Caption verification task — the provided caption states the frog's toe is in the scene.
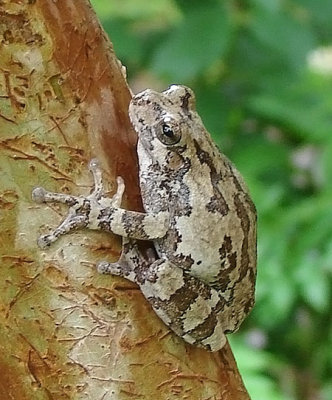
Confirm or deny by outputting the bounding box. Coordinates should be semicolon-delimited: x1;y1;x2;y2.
37;233;55;248
88;158;100;172
32;186;79;206
97;260;122;275
96;259;136;283
32;187;47;203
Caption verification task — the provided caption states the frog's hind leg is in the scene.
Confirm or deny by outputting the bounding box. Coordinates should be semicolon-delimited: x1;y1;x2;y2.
97;242;227;351
139;261;227;351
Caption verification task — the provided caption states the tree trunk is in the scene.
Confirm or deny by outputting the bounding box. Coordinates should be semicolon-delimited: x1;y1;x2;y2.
0;1;251;399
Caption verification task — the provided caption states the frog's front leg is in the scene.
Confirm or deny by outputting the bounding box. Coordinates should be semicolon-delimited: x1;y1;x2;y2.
32;159;169;247
32;159;121;247
99;241;227;352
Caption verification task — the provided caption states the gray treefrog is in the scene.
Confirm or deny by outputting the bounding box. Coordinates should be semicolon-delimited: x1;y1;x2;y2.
32;85;257;351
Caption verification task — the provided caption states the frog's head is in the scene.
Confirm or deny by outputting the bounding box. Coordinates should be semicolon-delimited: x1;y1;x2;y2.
129;85;198;158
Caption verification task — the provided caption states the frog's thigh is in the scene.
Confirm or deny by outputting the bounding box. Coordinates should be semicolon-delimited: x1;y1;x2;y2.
141;260;227;351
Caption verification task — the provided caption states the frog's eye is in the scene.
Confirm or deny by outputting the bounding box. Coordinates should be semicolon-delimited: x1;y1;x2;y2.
156;122;182;145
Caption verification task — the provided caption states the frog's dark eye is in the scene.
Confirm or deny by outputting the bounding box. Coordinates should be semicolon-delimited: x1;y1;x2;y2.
156;121;182;145
162;124;174;137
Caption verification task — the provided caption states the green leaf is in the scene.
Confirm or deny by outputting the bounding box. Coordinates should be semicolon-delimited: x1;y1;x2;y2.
194;86;232;142
101;19;144;68
175;0;219;13
322;383;332;400
298;0;332;40
250;8;317;72
245;374;289;400
295;252;330;312
91;0;180;20
229;340;291;400
151;4;232;80
230;136;289;180
248;74;332;142
252;0;282;13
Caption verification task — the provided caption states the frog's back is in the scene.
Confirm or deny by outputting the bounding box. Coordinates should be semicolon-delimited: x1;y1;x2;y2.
153;132;257;331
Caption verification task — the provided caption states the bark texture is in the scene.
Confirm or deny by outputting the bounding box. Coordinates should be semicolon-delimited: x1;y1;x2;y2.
0;1;250;399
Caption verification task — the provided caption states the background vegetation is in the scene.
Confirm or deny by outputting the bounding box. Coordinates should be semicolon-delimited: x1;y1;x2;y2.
91;1;332;399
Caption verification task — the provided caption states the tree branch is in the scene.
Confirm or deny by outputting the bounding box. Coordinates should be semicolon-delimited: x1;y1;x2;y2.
0;1;250;399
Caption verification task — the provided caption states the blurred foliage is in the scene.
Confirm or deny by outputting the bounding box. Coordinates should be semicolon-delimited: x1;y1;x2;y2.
91;1;332;399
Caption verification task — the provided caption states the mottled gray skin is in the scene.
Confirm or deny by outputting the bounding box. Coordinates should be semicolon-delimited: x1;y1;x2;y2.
32;85;257;351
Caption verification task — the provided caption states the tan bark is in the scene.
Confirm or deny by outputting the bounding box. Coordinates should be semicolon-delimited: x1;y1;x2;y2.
0;1;250;399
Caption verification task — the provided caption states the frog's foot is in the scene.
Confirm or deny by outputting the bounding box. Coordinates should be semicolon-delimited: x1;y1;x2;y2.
96;238;137;283
96;238;156;284
32;159;125;248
